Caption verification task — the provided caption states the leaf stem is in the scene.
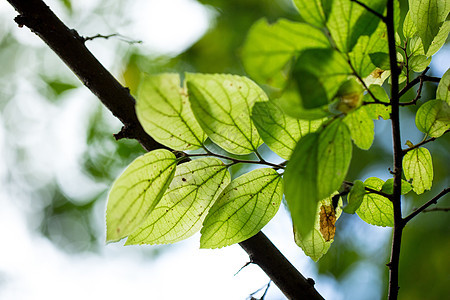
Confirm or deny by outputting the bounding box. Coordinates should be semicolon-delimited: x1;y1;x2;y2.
402;130;449;154
184;151;285;170
403;188;450;223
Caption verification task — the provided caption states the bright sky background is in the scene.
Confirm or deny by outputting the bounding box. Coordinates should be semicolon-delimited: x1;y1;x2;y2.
0;0;448;299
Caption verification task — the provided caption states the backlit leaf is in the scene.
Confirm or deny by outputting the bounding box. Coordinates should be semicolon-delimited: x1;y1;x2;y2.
293;49;351;109
356;177;394;227
292;0;332;28
200;168;282;248
277;87;330;120
409;55;431;72
408;0;450;53
285;120;352;237
363;85;391;120
426;20;450;56
349;22;389;78
344;180;365;214
252;99;324;159
186;73;267;154
106;149;177;242
327;0;385;53
381;178;412;195
136;73;206;150
415;99;450;138
437;68;450;104
294;195;343;261
343;107;375;150
126;158;230;245
403;11;417;39
403;148;433;194
241;18;330;88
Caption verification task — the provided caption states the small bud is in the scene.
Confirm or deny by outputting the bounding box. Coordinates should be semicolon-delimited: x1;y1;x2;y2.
335;78;364;113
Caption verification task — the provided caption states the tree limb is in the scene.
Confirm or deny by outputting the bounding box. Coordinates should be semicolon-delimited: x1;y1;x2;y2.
386;1;404;299
6;0;323;299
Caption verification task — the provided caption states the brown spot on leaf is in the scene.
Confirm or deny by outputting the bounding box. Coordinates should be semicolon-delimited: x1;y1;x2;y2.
319;205;336;242
371;68;384;79
182;177;187;182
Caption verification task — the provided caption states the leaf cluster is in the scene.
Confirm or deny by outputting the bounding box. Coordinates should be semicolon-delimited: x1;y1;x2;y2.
106;0;450;261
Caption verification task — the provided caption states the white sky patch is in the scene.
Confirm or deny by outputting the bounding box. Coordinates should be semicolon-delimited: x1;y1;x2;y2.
127;0;213;55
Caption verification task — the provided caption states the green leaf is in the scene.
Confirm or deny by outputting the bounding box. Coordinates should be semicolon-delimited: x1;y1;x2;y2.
344;180;365;214
343;107;375;150
408;0;450;53
292;0;332;28
186;73;267;155
200;168;282;248
326;0;385;53
437;68;450;104
106;149;177;242
285;120;352;237
426;20;450;56
252;99;324;159
136;73;206;150
294;195;343;261
349;22;389;77
415;99;450;138
126;158;230;245
241;18;330;88
363;85;391;120
403;147;433;194
381;178;413;195
409;55;432;72
277;87;330;120
403;11;417;39
293;49;351;109
356;177;394;227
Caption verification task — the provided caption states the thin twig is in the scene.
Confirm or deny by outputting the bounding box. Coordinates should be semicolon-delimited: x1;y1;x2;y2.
350;0;386;21
403;188;450;223
420;207;450;213
399;67;430;106
398;72;440;99
83;33;142;44
235;261;252;276
402;130;450;154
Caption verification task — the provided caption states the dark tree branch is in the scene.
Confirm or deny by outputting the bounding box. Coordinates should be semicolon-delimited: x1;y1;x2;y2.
240;232;324;300
6;0;323;299
404;188;450;223
386;1;404;299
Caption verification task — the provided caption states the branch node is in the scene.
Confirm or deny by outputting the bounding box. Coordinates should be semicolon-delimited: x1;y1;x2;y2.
114;125;133;140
